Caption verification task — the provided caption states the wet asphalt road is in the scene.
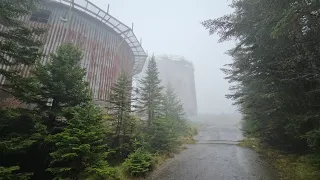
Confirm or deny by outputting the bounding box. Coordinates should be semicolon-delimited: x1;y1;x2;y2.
147;123;278;180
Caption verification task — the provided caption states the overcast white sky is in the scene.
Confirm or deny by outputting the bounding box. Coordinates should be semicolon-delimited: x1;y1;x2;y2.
91;0;236;114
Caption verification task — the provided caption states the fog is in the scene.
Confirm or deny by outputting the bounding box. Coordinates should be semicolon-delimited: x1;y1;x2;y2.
92;0;237;115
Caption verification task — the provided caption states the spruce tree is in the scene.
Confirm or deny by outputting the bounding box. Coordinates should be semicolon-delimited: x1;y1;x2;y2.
46;104;113;179
107;73;135;159
0;108;47;179
11;44;91;124
0;0;43;88
149;118;179;154
138;55;163;126
163;84;185;121
163;84;187;134
0;1;45;176
1;44;93;179
202;0;320;153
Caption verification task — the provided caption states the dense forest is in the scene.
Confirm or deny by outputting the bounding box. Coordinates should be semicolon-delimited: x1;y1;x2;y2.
0;1;196;179
203;0;320;164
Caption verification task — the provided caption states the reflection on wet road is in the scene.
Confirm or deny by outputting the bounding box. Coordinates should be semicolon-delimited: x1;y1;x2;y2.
147;124;278;180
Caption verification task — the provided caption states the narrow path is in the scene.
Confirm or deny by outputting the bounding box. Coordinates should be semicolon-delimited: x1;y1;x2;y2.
146;124;278;180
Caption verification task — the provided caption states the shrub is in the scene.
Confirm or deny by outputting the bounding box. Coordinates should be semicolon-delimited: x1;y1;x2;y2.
188;125;198;136
0;166;32;180
46;104;110;179
149;118;180;154
122;149;153;177
85;164;120;180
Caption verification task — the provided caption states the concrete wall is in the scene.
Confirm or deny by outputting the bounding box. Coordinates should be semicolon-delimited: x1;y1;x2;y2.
157;56;198;117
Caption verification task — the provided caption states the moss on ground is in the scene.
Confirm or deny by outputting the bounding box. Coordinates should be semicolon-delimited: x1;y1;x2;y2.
239;138;320;180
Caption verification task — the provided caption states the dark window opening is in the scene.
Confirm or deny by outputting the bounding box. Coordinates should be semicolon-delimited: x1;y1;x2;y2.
30;10;51;23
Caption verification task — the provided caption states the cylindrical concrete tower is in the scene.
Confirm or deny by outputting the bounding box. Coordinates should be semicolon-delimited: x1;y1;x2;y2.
157;55;198;117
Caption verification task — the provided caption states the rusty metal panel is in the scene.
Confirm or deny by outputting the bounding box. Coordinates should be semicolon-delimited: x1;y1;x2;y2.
0;1;137;103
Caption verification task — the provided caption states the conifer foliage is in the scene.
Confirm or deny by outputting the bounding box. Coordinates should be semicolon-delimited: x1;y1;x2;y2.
137;57;188;154
107;73;135;160
0;108;46;180
202;0;320;155
12;44;91;124
138;55;164;125
0;0;193;178
0;0;43;82
163;84;185;121
0;1;45;179
108;73;133;137
149;117;179;153
46;104;112;180
163;84;187;135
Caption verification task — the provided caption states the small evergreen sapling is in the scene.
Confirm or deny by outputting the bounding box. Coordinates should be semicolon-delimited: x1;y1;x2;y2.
46;104;111;179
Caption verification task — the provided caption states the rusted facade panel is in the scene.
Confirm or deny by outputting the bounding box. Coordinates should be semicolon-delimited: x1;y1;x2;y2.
0;1;136;103
0;14;51;86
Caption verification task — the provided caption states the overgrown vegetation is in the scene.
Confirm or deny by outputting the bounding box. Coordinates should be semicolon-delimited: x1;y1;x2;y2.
46;104;110;180
203;0;320;178
0;2;193;179
239;138;320;180
106;73;136;162
122;148;154;177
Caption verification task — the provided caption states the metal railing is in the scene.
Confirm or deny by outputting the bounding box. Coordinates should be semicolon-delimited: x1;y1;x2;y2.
51;0;147;75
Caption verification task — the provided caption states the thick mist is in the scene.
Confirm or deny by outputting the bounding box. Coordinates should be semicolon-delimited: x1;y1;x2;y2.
92;0;237;115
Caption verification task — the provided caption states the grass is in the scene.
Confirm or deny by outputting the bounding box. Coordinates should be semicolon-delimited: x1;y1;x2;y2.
176;121;200;145
179;136;196;144
238;138;261;152
239;138;320;180
187;121;202;131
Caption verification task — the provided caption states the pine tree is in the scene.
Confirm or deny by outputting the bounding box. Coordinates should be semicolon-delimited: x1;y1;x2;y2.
107;73;135;159
11;44;91;124
138;55;163;126
0;0;43;89
46;104;114;180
